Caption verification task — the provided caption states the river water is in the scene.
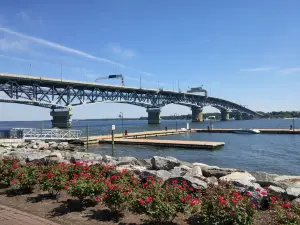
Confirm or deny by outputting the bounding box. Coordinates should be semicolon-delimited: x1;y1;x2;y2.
0;119;299;175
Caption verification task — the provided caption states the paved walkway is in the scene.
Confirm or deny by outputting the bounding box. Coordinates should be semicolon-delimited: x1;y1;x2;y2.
0;204;60;225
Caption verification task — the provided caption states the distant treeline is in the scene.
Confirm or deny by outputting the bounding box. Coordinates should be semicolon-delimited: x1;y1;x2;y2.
139;111;300;120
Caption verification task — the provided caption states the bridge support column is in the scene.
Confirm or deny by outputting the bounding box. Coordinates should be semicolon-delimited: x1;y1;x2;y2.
221;109;230;121
147;108;161;124
235;112;242;120
191;106;203;122
50;108;72;129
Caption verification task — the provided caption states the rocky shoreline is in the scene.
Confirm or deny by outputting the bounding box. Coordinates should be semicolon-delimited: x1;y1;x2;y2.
0;140;299;203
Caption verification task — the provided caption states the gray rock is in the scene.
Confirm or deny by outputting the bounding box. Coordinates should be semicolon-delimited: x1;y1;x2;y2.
102;155;117;166
30;140;36;144
117;156;138;166
292;198;300;204
136;158;152;169
286;187;300;199
250;171;279;187
192;162;219;169
202;167;241;178
268;185;286;194
39;143;49;150
11;143;19;148
168;176;207;190
26;152;49;162
139;170;170;181
7;151;26;160
157;170;171;181
220;172;256;188
190;166;203;177
151;156;180;170
116;165;146;174
0;147;7;154
48;151;63;160
170;165;191;177
32;144;38;149
207;176;218;185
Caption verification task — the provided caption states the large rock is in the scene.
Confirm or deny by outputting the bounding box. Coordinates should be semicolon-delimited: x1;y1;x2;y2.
116;165;147;174
292;198;300;204
0;147;7;154
140;170;171;181
117;157;138;166
137;158;152;169
286;187;300;199
39;143;49;150
193;162;219;169
167;176;207;190
250;171;279;187
170;165;191;177
151;156;180;170
220;172;256;188
102;155;117;166
202;167;242;178
190;166;203;177
268;185;286;194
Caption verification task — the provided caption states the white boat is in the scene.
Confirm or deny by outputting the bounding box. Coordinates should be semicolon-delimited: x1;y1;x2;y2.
233;129;260;134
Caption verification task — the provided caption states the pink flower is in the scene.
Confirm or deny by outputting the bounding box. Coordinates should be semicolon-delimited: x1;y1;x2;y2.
11;179;17;184
245;192;251;197
255;187;261;191
261;191;267;196
285;211;292;215
139;199;145;205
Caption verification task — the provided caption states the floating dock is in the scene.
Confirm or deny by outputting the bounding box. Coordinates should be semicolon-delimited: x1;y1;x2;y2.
99;138;224;150
194;128;300;134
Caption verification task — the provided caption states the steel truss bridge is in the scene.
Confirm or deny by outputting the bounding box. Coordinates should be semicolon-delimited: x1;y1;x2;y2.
0;73;260;127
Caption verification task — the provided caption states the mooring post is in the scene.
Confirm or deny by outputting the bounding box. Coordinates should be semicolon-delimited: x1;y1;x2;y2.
86;124;89;150
111;125;115;156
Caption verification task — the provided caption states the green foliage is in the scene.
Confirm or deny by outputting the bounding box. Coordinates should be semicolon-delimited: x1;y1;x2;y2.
197;182;256;225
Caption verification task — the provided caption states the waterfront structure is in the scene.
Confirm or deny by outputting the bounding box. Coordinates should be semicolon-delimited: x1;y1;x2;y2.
0;73;260;128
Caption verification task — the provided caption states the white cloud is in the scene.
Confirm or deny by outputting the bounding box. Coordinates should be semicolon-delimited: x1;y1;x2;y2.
280;67;300;74
109;43;136;58
240;67;275;72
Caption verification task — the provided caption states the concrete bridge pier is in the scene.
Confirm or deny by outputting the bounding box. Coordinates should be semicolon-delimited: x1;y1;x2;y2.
147;108;161;124
235;112;242;120
50;108;72;129
221;109;230;121
191;106;203;122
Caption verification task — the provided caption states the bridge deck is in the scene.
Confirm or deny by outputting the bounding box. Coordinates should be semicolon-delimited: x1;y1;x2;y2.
99;138;224;150
194;128;300;134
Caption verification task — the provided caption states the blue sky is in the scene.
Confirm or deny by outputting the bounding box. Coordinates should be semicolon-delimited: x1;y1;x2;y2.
1;0;300;120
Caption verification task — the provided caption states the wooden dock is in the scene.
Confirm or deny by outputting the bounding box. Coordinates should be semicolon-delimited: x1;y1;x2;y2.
194;128;300;134
99;138;224;150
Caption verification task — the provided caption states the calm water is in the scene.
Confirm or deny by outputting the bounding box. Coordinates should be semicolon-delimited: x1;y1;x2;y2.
1;119;299;175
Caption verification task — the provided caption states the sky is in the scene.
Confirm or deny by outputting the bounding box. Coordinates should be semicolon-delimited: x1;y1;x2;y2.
1;0;300;120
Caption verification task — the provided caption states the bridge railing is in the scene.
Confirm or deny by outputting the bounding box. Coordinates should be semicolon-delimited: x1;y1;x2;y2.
10;128;82;140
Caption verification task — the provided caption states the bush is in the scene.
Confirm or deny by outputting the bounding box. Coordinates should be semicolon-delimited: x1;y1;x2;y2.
0;157;19;186
270;196;300;225
67;177;106;203
11;164;39;192
196;182;256;225
129;177;200;223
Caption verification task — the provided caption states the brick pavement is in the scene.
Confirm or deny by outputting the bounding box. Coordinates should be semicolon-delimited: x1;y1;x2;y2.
0;204;60;225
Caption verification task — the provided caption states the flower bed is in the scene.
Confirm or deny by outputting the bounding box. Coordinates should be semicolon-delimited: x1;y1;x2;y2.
0;158;299;225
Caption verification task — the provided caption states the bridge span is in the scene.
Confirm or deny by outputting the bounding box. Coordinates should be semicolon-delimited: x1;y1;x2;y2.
0;73;261;128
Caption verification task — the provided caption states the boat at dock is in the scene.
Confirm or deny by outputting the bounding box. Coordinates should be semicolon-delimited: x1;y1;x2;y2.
233;129;260;134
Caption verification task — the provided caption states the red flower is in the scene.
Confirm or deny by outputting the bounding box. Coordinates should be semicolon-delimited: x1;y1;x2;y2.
36;177;41;181
230;211;235;216
12;163;18;169
17;173;22;177
191;199;200;206
251;203;256;209
189;188;194;192
180;197;185;203
283;203;291;208
231;199;238;204
146;196;153;203
261;191;267;196
255;187;261;191
270;196;277;203
55;181;60;185
233;191;239;197
139;199;145;205
11;179;17;183
123;192;128;196
218;196;227;205
172;180;178;184
245;192;251;197
285;211;291;215
110;175;118;180
65;185;69;190
263;186;269;189
21;179;24;183
127;188;132;192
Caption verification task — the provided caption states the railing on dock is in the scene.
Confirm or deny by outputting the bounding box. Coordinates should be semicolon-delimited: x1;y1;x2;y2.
10;128;82;140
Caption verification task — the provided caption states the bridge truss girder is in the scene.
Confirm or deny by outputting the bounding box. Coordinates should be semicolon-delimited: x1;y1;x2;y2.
0;78;260;117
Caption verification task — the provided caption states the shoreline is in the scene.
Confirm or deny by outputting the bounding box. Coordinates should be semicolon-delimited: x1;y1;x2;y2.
1;140;299;201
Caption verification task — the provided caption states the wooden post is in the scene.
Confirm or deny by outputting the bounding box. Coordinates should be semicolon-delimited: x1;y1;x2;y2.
111;129;115;156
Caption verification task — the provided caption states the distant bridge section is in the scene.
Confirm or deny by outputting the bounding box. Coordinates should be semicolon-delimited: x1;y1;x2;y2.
0;73;261;128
